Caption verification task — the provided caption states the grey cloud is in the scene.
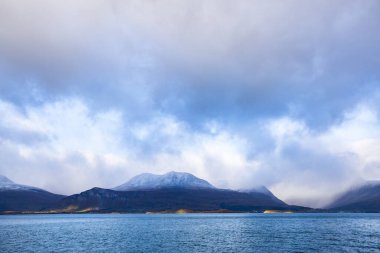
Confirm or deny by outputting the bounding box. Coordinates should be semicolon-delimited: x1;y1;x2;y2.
0;126;48;145
0;0;379;128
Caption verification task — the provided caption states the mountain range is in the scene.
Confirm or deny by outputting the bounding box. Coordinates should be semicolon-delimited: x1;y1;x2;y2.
0;172;379;213
53;172;297;213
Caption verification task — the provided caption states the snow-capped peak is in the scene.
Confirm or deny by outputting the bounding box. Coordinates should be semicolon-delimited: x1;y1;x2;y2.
113;171;215;191
0;175;42;191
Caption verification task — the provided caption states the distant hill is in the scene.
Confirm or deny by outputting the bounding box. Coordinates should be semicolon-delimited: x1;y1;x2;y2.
0;175;65;212
327;181;380;212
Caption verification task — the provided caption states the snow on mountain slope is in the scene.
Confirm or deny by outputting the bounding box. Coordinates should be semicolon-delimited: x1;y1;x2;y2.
113;171;215;191
0;175;42;191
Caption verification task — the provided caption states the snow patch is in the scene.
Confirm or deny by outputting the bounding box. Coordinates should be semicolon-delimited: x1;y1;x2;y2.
0;175;42;191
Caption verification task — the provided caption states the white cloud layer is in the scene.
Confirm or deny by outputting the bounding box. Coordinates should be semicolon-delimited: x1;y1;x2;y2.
1;98;380;207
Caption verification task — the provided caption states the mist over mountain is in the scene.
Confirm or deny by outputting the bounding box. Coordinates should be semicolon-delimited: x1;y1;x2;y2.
327;181;380;212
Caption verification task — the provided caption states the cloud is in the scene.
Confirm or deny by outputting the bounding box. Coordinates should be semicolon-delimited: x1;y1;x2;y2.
255;103;380;207
0;98;259;195
1;97;380;208
0;99;129;193
1;0;379;125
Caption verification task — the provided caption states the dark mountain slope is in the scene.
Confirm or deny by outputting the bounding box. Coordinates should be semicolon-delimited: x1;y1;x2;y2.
53;187;294;213
0;189;65;212
0;175;65;212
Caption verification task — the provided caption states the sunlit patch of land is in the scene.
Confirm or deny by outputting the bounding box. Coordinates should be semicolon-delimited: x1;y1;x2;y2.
176;209;193;214
263;210;293;214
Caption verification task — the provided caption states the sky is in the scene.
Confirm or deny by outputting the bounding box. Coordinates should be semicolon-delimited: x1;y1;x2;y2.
0;0;380;207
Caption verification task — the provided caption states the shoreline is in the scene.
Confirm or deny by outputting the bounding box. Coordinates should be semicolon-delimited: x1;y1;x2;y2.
1;210;368;215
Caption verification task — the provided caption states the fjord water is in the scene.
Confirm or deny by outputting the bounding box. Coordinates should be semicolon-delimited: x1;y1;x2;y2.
1;214;379;252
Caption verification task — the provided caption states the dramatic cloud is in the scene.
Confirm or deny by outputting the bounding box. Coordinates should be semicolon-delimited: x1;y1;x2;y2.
0;0;379;207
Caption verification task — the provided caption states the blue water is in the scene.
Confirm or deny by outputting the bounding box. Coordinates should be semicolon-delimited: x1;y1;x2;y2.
0;213;379;252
